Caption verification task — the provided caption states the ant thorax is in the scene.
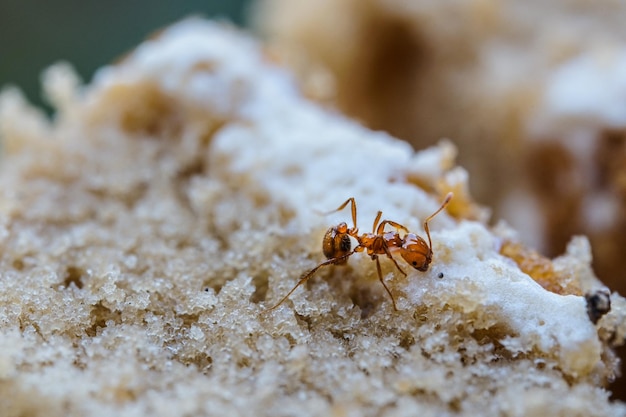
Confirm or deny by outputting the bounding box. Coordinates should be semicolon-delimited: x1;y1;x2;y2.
383;231;403;249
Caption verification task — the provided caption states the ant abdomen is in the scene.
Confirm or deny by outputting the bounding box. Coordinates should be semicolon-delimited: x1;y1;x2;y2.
322;223;352;264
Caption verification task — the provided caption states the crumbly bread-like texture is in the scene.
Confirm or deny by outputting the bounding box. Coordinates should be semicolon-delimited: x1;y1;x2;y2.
0;20;625;417
254;0;626;302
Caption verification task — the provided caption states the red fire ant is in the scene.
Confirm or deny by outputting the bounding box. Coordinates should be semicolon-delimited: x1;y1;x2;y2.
268;192;453;311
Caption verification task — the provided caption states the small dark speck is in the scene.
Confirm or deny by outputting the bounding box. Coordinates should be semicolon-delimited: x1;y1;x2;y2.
204;287;210;292
438;272;444;279
585;290;611;324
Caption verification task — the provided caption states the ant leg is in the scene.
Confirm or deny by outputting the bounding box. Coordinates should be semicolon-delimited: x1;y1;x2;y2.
372;211;382;233
267;250;355;311
423;192;453;250
383;246;407;277
376;219;409;236
320;198;358;231
374;255;398;311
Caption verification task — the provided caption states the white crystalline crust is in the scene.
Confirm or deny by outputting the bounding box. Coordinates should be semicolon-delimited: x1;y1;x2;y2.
0;20;624;417
254;0;626;303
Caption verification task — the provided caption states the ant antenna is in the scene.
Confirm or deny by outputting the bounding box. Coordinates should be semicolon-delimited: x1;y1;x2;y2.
423;192;453;250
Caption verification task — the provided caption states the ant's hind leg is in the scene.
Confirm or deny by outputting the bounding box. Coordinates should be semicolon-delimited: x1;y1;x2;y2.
374;255;399;311
372;211;382;233
266;251;354;311
320;198;358;231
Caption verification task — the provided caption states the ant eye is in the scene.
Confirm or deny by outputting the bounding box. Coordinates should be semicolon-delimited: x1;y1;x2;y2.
412;261;417;266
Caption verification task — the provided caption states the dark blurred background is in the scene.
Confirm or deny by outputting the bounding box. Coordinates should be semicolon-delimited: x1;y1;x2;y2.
0;0;252;109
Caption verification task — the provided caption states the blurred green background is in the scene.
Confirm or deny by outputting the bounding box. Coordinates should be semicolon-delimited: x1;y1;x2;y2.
0;0;252;109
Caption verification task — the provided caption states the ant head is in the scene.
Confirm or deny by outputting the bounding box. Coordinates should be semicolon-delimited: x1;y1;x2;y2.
322;222;352;264
399;233;432;271
403;192;452;272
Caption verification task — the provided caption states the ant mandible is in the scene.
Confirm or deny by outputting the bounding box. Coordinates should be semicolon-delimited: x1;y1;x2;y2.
268;192;453;311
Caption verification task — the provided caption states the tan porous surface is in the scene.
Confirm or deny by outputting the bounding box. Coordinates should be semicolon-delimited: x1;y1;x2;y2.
0;20;625;417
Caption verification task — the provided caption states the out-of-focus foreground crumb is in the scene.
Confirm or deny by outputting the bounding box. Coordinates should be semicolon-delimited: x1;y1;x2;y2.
0;20;625;417
254;0;626;303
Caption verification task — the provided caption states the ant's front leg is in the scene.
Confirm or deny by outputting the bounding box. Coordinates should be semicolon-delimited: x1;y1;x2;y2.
384;246;407;277
373;255;399;311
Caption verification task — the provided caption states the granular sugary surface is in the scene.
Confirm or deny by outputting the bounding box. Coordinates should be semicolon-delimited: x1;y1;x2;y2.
0;20;625;417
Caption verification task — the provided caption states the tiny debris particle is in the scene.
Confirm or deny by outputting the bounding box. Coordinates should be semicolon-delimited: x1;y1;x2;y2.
585;290;611;324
